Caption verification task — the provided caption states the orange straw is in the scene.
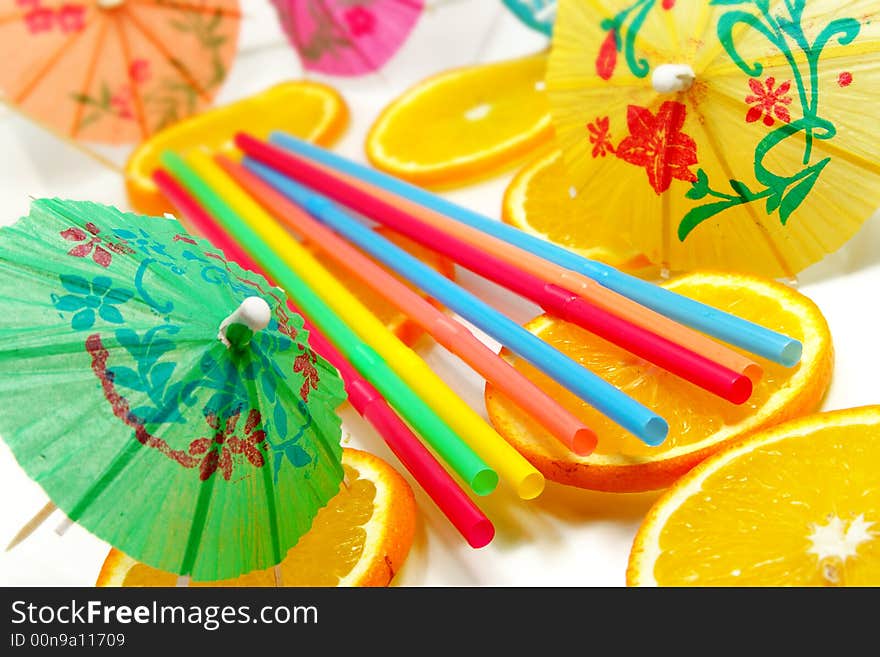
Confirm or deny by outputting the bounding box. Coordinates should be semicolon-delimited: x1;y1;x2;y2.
296;159;762;383
215;155;598;455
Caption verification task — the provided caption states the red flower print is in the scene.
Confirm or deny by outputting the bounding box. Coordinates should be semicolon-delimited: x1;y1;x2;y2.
596;29;618;81
745;76;793;126
172;233;198;245
616;101;698;195
274;306;297;338
189;410;266;482
662;0;676;9
293;350;320;402
110;88;134;119
60;222;133;267
587;116;615;158
838;71;853;87
227;409;267;469
344;6;375;37
129;58;151;85
57;4;85;33
24;6;53;33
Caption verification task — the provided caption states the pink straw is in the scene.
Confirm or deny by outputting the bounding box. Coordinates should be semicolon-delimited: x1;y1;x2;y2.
237;136;752;405
154;168;494;549
216;155;598;454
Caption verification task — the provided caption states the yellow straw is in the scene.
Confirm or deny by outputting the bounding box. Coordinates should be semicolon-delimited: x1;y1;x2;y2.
184;150;545;500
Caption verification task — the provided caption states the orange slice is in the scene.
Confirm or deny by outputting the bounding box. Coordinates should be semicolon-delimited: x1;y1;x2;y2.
628;407;880;586
127;81;349;216
485;272;833;492
503;149;652;270
365;54;554;187
305;226;455;346
96;448;416;587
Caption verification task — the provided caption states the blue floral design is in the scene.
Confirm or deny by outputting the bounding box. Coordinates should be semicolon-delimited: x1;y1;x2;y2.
248;320;293;433
110;325;198;425
114;228;185;275
52;274;133;330
199;351;252;420
271;400;314;481
113;228;173;260
198;318;294;436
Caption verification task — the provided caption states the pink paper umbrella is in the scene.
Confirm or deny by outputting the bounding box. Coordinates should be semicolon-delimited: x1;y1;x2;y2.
271;0;425;77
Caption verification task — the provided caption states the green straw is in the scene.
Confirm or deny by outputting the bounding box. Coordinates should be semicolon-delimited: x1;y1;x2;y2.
161;151;498;496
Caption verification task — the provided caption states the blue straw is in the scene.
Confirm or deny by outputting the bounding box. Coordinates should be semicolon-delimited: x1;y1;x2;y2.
245;158;668;446
269;132;803;367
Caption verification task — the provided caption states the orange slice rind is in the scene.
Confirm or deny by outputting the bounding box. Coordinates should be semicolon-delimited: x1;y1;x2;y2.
485;272;833;492
628;406;880;586
96;448;417;587
503;148;652;271
366;54;554;187
127;81;349;216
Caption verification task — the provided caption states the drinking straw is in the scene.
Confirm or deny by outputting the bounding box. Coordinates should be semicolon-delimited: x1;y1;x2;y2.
241;136;763;383
265;132;802;368
216;156;598;454
161;153;502;500
171;150;545;500
243;161;669;447
235;150;752;405
154;169;495;548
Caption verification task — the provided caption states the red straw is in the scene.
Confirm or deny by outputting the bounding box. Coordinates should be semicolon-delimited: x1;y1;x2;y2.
154;168;495;549
237;135;752;405
215;155;597;455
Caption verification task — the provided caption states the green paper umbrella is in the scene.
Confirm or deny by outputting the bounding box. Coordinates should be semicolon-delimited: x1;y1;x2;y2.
0;199;346;581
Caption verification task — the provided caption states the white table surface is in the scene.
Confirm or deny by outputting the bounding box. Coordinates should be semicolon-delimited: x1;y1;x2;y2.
2;0;879;587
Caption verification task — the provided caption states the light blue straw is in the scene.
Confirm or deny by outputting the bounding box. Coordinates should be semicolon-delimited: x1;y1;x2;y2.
269;132;803;367
245;158;668;446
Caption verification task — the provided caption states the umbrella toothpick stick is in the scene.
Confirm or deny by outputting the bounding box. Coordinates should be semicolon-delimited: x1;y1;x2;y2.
5;501;57;551
55;516;74;537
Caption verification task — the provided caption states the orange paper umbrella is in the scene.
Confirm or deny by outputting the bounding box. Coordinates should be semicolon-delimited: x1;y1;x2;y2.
0;0;241;145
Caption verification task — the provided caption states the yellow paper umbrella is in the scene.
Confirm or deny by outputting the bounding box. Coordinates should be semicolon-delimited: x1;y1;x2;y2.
546;0;880;278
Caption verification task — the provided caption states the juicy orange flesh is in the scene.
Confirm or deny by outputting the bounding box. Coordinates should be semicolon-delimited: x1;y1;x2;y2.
305;228;451;330
121;464;375;586
652;422;880;586
489;279;805;458
509;151;640;261
130;83;343;189
373;55;549;165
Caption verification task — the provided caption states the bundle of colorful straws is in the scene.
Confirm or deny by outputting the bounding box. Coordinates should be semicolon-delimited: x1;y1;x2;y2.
154;133;802;549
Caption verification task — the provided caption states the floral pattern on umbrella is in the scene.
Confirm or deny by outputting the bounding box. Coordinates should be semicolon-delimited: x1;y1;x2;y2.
0;0;241;144
615;102;698;195
547;0;879;277
0;199;347;580
271;0;424;77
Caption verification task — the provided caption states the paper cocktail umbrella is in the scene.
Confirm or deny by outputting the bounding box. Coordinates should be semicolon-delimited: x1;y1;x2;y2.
0;199;346;581
270;0;424;77
0;0;241;144
547;0;880;278
502;0;556;36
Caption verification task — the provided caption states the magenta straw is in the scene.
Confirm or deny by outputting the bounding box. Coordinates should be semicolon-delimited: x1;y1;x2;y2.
154;168;495;549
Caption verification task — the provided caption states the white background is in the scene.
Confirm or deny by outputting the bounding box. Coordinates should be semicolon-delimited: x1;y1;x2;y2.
1;0;879;586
